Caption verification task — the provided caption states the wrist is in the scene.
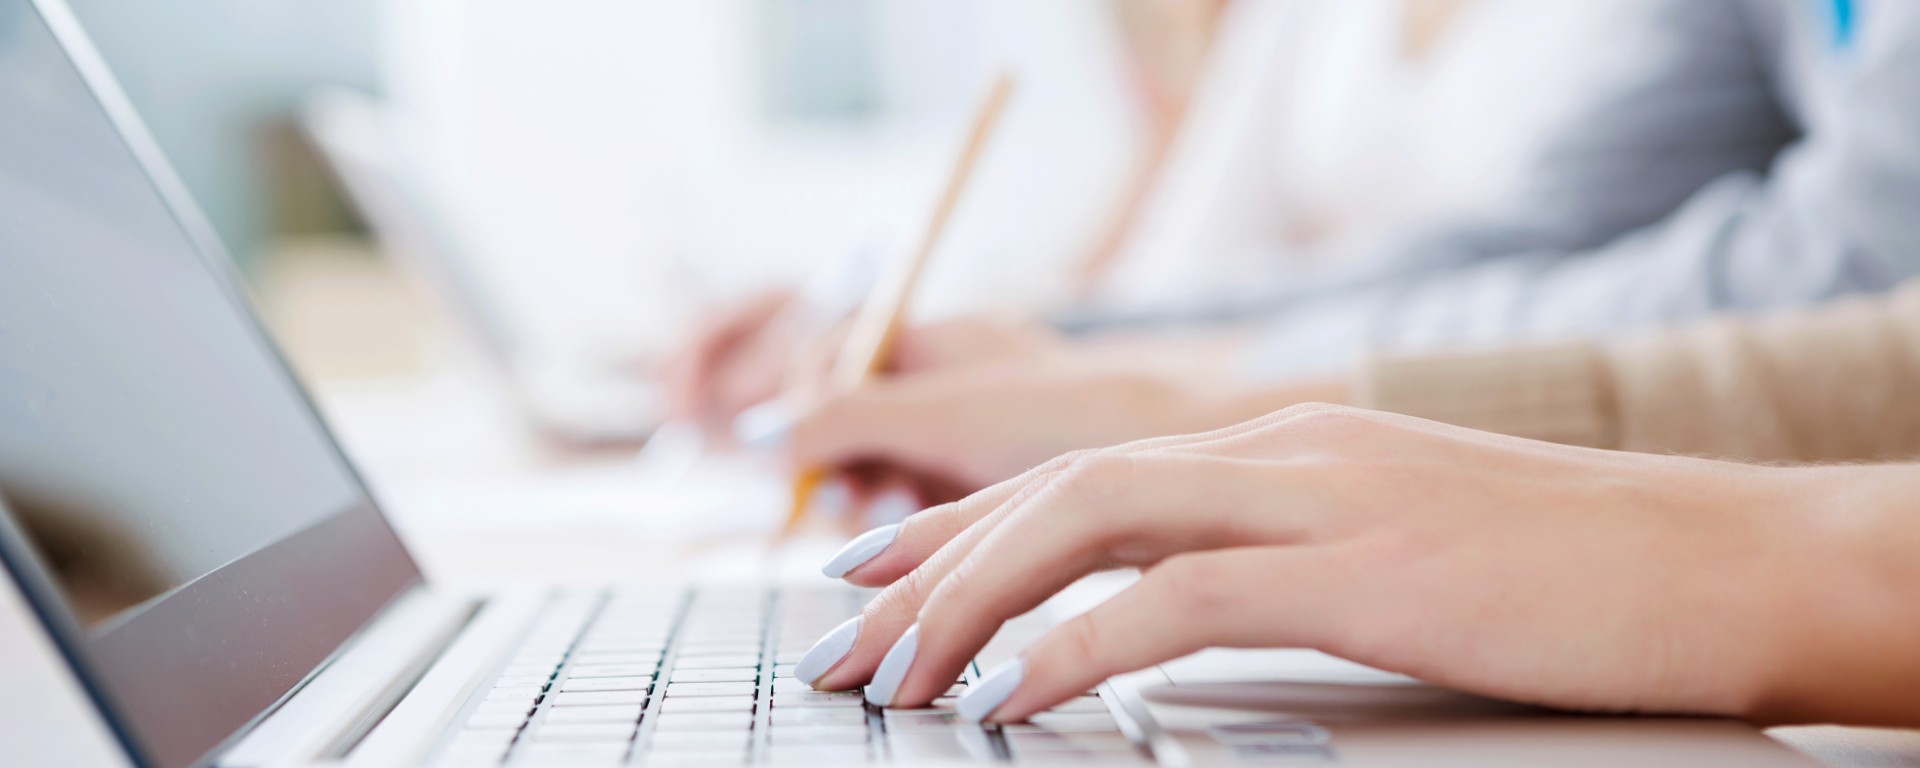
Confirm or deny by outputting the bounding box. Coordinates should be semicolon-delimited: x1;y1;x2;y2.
1746;465;1920;726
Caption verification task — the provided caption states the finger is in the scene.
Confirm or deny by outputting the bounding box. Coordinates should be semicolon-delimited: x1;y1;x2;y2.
786;320;852;403
799;413;1324;695
958;547;1346;723
826;402;1346;587
713;337;792;428
672;292;788;421
823;453;1076;585
879;446;1331;710
801;451;1095;692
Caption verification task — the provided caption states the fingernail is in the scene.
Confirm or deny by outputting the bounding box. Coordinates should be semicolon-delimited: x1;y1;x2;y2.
866;488;919;526
957;658;1025;723
864;623;920;707
822;524;900;579
732;400;797;452
794;615;862;687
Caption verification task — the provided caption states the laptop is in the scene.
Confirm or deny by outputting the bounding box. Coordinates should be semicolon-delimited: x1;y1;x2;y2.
299;88;662;447
0;0;1821;765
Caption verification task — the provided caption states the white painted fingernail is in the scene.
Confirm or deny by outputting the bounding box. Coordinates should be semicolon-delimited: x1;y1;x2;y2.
732;400;797;452
822;524;899;579
864;624;920;707
958;658;1025;723
866;488;919;526
794;615;862;687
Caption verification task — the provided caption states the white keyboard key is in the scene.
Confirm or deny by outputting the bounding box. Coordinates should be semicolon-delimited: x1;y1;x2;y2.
495;675;553;688
542;704;642;724
1025;712;1122;733
769;708;866;727
515;741;629;765
549;690;649;707
572;653;658;666
672;654;759;670
561;676;652;693
659;696;754;713
653;712;753;731
642;749;747;766
485;686;542;702
567;664;658;679
576;641;666;655
767;725;869;746
880;710;966;733
670;668;757;684
647;730;749;750
675;643;762;657
665;682;756;698
770;691;863;708
886;732;997;762
475;700;535;717
1005;731;1139;754
526;723;636;743
764;745;871;765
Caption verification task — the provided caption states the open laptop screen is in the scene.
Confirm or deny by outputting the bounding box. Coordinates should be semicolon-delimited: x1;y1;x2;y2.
0;2;421;766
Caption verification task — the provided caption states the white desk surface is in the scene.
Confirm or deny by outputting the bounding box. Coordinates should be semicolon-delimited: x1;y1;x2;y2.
5;371;1919;767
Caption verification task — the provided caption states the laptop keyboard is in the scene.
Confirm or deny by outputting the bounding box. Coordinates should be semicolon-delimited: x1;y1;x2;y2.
431;586;1147;765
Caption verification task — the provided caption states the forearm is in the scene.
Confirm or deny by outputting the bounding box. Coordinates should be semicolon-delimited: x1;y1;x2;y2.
1351;283;1920;463
1754;464;1920;727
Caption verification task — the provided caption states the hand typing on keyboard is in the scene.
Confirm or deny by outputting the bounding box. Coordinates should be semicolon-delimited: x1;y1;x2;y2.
797;404;1865;729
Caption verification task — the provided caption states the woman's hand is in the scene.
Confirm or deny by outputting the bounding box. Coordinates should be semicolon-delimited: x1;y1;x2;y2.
792;405;1920;727
786;350;1343;500
664;297;1065;441
662;288;803;434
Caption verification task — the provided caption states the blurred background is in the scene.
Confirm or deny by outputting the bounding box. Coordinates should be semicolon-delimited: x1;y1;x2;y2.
64;0;1609;508
78;0;1155;374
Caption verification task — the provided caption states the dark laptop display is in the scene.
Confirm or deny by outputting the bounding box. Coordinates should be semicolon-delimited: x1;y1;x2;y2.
0;2;420;766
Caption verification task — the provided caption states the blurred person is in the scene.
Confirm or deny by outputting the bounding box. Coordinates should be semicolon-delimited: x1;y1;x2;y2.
787;277;1920;495
1099;0;1920;375
793;403;1920;730
672;0;1920;504
666;0;1606;434
1090;0;1617;311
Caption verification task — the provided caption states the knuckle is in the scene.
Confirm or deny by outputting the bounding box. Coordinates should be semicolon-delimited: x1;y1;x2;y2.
1279;401;1363;424
1267;402;1382;438
1044;448;1101;475
1053;451;1138;499
1272;401;1344;421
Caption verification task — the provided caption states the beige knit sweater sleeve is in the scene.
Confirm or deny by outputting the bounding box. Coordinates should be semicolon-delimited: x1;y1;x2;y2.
1354;282;1920;463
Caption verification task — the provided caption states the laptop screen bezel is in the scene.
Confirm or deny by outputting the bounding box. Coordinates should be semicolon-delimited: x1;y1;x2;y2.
0;2;427;766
